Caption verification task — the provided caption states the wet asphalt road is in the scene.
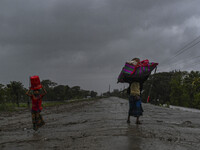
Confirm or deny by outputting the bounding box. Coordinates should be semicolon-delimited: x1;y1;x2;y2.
0;97;200;150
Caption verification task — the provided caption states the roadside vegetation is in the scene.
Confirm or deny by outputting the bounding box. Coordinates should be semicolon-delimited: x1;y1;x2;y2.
2;71;200;111
0;79;98;111
108;70;200;109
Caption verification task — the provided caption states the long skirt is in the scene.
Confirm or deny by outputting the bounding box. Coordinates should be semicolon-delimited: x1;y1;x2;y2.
32;110;45;131
129;95;143;117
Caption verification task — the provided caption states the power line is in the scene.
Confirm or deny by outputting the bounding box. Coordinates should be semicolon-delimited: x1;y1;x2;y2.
173;40;200;59
182;59;200;70
167;56;200;71
159;42;200;72
169;56;199;70
159;51;193;71
159;35;200;67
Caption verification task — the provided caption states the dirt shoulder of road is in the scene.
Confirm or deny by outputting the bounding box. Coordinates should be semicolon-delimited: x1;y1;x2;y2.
0;98;100;117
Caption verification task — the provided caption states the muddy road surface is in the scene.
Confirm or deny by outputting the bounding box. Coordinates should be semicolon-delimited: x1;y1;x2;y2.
1;97;200;150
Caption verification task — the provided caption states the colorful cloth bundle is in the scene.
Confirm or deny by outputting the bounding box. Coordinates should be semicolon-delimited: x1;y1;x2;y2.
118;59;158;83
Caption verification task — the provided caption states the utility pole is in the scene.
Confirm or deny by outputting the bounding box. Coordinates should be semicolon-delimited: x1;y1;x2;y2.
147;67;157;103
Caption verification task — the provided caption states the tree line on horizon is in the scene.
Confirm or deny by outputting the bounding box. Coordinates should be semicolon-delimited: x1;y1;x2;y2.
0;79;98;107
109;70;200;109
142;70;200;109
1;71;200;110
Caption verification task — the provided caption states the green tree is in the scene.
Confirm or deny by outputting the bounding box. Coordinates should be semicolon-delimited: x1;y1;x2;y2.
53;85;66;100
170;72;184;106
191;75;200;108
142;72;174;104
0;84;5;103
91;91;97;98
81;90;90;98
71;86;81;99
6;81;25;107
193;93;200;109
41;79;57;89
64;85;72;100
41;79;57;101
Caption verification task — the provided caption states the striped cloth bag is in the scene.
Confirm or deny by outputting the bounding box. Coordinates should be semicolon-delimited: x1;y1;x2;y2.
118;60;158;83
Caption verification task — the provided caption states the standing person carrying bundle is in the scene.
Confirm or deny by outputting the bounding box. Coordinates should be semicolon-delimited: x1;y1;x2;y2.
118;57;158;124
26;76;47;131
126;58;144;124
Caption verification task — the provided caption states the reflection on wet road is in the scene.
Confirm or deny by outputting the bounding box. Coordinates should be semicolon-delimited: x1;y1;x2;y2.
1;97;200;150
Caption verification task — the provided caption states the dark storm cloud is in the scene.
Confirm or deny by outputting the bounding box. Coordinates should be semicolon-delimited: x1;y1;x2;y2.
1;0;200;92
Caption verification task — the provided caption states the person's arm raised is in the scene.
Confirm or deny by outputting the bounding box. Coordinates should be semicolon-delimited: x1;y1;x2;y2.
26;89;32;97
41;87;47;96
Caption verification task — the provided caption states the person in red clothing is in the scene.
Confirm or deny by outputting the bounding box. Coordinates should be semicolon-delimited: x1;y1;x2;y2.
26;87;47;131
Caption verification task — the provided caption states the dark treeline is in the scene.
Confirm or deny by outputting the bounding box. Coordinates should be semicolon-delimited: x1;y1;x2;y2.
1;71;200;110
109;70;200;109
0;79;98;107
142;70;200;109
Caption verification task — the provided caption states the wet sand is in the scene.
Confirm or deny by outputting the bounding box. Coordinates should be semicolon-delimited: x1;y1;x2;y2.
0;97;200;150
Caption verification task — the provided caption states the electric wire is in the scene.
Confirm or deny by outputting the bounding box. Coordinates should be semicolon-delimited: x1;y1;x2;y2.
158;39;200;72
159;35;200;66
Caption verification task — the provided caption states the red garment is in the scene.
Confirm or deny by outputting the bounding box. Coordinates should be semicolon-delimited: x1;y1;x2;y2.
31;95;44;111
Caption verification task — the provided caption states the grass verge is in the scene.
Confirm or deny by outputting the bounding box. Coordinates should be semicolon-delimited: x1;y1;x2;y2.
0;98;99;112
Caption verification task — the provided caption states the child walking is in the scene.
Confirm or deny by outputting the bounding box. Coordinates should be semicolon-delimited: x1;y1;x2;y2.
26;87;47;131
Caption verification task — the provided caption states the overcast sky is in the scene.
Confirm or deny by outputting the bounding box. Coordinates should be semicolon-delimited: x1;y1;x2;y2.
1;0;200;93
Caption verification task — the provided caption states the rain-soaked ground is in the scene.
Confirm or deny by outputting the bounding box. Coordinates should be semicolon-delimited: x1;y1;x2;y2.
0;97;200;150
